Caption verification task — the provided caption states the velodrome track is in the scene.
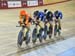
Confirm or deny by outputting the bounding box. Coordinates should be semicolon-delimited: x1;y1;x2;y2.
0;0;75;56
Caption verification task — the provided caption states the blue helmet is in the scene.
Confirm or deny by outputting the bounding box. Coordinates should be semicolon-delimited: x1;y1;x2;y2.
33;10;39;17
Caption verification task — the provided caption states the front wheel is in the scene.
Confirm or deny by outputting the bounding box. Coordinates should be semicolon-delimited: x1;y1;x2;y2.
38;28;43;43
17;31;23;47
43;25;47;40
32;28;37;44
25;31;31;45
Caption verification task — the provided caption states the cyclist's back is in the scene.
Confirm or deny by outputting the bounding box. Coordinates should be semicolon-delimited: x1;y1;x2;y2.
19;10;32;27
38;11;45;21
54;10;63;20
46;11;53;22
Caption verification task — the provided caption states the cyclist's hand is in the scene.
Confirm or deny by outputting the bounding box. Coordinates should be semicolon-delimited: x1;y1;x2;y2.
21;24;25;26
18;21;23;24
24;23;27;26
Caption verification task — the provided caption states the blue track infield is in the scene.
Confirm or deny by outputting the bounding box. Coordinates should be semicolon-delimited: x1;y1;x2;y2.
57;47;75;56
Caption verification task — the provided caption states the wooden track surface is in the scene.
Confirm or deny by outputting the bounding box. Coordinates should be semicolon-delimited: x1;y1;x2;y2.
0;0;75;56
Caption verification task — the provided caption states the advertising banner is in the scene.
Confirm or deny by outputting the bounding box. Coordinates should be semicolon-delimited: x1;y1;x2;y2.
27;0;38;6
8;1;21;8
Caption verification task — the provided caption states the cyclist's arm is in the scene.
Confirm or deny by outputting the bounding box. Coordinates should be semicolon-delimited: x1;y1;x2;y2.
18;16;23;26
59;12;63;19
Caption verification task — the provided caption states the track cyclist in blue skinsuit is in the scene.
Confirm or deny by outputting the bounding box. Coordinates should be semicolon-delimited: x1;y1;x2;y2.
54;10;63;30
33;9;48;42
54;10;63;36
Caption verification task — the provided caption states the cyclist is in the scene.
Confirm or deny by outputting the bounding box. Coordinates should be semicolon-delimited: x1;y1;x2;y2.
46;11;54;38
54;10;63;30
33;10;47;41
54;10;63;36
19;10;32;41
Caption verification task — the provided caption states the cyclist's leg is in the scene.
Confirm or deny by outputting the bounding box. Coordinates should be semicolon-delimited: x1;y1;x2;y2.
58;19;61;30
23;27;26;40
38;21;44;42
54;24;57;36
49;21;53;38
25;26;31;45
54;19;58;36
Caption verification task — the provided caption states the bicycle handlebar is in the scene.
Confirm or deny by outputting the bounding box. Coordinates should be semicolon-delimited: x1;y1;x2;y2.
16;23;27;27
